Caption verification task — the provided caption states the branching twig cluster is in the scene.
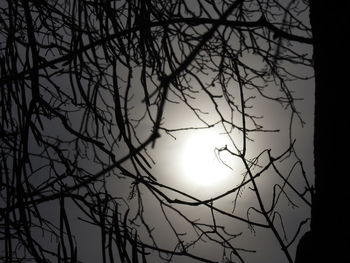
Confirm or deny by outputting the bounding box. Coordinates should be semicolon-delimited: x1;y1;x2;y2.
0;1;313;262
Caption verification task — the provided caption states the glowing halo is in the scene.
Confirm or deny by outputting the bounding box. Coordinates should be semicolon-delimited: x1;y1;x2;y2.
180;129;233;187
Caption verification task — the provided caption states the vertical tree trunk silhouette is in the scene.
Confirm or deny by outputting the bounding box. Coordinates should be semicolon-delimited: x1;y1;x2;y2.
296;1;349;262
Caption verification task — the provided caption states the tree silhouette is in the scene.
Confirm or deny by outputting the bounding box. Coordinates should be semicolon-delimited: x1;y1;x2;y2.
0;0;341;262
294;1;349;263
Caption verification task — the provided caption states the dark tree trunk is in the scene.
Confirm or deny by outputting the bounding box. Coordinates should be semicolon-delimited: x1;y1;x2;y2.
296;1;349;262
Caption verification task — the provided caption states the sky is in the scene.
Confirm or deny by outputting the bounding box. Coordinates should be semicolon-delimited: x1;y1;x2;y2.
142;70;314;263
0;1;315;262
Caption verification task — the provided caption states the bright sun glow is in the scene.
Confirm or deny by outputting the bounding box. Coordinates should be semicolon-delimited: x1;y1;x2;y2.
181;130;233;187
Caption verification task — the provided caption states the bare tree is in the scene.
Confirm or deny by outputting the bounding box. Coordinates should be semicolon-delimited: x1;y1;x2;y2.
0;0;321;262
